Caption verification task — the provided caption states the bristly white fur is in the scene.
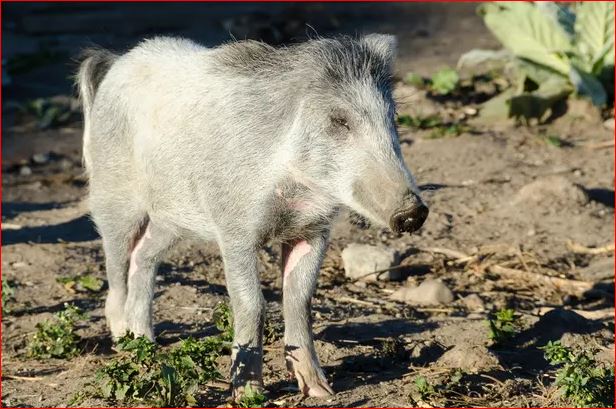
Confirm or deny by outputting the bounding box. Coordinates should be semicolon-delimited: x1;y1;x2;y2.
76;34;426;399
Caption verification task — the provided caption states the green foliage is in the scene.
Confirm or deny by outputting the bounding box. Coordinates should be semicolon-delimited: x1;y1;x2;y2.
22;98;72;129
27;304;85;359
403;72;425;88
541;341;614;407
57;274;104;293
213;301;233;343
96;333;224;407
486;308;519;345
414;376;436;400
397;114;442;129
430;67;459;95
236;384;267;408
2;279;14;314
397;114;471;138
460;2;614;123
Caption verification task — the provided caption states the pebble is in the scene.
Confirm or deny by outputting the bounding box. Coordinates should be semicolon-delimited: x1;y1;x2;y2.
513;176;588;206
341;243;399;281
577;258;614;282
464;107;478;116
19;166;32;176
32;153;50;164
603;118;615;131
390;278;454;305
461;293;485;311
436;344;498;371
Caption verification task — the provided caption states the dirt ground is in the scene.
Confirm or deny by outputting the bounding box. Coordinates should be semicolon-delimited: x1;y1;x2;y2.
2;3;615;408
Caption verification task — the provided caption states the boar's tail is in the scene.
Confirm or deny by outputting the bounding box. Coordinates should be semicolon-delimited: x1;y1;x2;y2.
75;47;118;173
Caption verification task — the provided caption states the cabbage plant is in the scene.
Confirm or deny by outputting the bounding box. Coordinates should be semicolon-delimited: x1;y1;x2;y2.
458;2;614;122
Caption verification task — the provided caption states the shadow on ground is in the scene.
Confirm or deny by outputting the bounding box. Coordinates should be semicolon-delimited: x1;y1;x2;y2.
2;214;99;245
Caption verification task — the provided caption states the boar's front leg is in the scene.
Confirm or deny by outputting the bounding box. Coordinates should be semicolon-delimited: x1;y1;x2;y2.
222;240;266;400
282;233;334;397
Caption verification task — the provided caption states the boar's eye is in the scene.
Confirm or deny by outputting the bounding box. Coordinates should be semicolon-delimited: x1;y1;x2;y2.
331;116;350;131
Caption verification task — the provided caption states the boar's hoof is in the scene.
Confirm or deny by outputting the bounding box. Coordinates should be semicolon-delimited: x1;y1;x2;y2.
286;347;334;397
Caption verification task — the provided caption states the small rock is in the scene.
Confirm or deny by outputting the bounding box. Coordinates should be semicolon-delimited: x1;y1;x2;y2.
464;107;478;116
577;258;614;282
513;176;588;206
437;344;499;371
603;118;615;131
19;165;32;176
461;294;485;311
390;278;454;305
59;158;72;170
341;244;399;281
32;153;49;164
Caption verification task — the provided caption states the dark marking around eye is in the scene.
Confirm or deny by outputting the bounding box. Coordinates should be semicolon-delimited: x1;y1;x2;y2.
332;116;350;130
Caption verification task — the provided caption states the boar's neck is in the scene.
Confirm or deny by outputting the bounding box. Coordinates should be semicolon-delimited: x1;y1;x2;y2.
260;177;336;244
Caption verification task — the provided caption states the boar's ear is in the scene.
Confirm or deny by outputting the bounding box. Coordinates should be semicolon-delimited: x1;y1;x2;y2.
362;34;397;66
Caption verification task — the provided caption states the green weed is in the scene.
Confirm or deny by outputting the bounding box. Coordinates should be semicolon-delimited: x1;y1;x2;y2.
414;375;436;400
27;303;85;359
2;279;14;314
22;98;72;129
431;67;460;95
397;114;471;138
96;333;224;407
541;340;614;407
213;301;233;343
486;308;519;345
403;72;426;88
236;384;267;408
57;274;104;293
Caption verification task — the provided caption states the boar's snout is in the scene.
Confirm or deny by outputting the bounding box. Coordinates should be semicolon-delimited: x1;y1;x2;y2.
389;195;429;234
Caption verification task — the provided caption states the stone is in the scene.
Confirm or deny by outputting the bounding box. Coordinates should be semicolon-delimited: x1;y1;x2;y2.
513;176;588;206
19;166;32;176
341;243;399;281
32;152;49;164
390;278;454;305
437;344;499;371
603;118;614;131
577;257;614;282
461;293;485;311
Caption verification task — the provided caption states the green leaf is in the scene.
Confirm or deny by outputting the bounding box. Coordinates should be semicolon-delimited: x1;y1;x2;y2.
575;2;614;72
78;275;104;292
535;2;576;39
430;67;459;94
509;76;572;122
569;65;607;106
482;2;572;75
457;48;511;74
403;72;425;88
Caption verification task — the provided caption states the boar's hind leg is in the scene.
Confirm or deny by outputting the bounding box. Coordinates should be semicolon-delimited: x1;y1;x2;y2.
220;240;265;400
282;233;334;397
90;203;147;340
124;221;176;340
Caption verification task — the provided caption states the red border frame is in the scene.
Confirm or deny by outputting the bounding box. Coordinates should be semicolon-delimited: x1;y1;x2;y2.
0;1;614;408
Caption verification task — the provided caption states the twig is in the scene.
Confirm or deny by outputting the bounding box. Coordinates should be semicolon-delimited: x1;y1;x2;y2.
487;265;592;293
418;247;470;260
566;240;615;255
351;264;411;282
3;374;46;381
338;296;378;307
582;140;614;150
